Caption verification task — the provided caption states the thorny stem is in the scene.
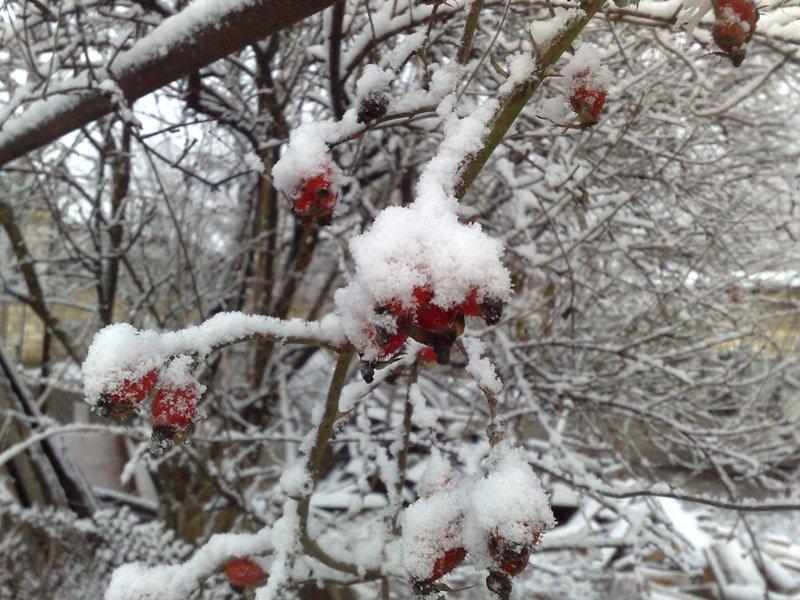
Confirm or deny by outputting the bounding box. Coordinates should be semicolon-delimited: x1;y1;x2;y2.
296;347;382;579
455;0;608;199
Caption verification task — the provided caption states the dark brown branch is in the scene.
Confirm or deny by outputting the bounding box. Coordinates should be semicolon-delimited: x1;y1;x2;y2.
0;0;337;166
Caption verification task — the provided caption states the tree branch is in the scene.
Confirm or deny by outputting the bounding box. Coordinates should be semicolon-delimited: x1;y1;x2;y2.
0;0;337;166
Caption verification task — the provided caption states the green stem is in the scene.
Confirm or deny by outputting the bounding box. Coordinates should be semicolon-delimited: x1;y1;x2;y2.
296;347;382;578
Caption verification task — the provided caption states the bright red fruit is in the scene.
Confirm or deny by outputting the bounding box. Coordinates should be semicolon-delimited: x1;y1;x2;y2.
458;289;483;317
569;71;607;126
424;546;467;584
224;557;267;589
419;346;437;363
151;384;199;427
379;330;408;357
290;170;336;223
712;0;758;66
105;369;157;406
413;287;456;332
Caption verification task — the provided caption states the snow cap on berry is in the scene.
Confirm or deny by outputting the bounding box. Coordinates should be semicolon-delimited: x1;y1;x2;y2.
419;447;458;498
271;122;344;201
401;484;469;583
82;323;162;407
562;44;612;90
344;205;511;312
462;443;555;568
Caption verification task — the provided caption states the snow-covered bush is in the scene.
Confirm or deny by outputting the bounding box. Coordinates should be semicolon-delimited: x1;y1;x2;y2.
1;0;799;598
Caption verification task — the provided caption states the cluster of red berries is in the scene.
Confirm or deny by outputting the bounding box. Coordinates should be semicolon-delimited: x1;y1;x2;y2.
99;367;200;451
360;287;503;383
569;70;607;126
412;524;541;596
223;557;267;593
712;0;758;67
288;168;337;225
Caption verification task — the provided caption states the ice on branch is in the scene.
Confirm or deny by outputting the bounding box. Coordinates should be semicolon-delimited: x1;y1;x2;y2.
82;313;343;406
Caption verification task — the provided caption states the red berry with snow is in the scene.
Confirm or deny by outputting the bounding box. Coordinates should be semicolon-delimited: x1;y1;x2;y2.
458;289;483;317
224;557;267;590
151;383;199;428
569;70;607;126
290;170;337;224
457;289;504;325
424;546;467;585
712;0;758;66
380;330;408;356
419;346;437;363
488;531;541;576
104;369;157;407
413;287;456;332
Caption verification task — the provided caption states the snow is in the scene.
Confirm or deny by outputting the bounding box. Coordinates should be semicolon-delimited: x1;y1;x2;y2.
498;52;538;96
384;32;427;71
270;121;347;199
401;444;553;581
419;447;457;498
462;443;555;568
83;313;344;406
409;384;438;429
112;0;262;77
401;484;467;582
255;500;299;600
279;465;312;498
562;44;613;92
461;336;503;395
334;87;513;356
529;9;583;47
354;64;393;102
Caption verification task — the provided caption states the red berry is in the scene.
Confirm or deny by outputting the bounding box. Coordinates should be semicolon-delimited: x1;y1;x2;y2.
224;557;267;589
419;346;437;362
488;531;541;577
291;170;336;222
424;546;467;584
151;383;198;428
458;289;483;317
412;287;456;332
364;325;408;357
569;71;607;125
105;369;157;406
712;0;757;66
379;330;408;357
